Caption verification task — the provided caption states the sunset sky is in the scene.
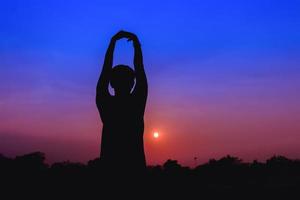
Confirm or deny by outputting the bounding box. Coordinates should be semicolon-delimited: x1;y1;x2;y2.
1;0;300;166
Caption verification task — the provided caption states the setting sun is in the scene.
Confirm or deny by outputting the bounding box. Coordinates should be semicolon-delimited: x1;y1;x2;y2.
153;132;159;139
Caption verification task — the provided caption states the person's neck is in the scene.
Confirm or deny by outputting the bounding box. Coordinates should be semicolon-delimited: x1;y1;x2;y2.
115;92;130;97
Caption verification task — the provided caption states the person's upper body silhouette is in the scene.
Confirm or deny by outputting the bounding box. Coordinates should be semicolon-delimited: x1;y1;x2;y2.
96;31;148;173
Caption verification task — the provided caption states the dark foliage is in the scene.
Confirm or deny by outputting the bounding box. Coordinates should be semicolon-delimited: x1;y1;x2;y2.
1;153;299;198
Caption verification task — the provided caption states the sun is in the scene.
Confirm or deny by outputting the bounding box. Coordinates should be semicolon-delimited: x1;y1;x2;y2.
153;132;159;139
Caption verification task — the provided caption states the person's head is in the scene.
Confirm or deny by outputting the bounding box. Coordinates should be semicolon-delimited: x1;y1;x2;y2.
110;65;135;96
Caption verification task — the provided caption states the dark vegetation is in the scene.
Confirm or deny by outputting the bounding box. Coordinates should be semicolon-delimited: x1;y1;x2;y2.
1;152;300;198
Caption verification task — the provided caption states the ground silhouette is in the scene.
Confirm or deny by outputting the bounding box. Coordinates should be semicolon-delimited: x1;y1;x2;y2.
96;31;147;174
1;152;300;198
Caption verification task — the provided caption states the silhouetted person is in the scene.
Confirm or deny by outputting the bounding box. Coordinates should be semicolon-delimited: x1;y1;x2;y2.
96;31;148;174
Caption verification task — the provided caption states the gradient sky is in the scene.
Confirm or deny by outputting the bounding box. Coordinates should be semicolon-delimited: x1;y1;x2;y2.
1;0;300;166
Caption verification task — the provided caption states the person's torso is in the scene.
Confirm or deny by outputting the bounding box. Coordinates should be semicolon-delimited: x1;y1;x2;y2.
98;95;145;156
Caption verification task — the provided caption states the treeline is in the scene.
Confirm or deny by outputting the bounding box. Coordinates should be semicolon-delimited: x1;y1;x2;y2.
1;152;300;198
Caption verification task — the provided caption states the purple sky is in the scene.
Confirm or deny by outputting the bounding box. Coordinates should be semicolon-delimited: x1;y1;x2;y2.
1;0;300;166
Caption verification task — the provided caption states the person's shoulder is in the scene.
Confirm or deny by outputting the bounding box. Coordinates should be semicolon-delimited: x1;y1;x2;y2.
97;95;114;105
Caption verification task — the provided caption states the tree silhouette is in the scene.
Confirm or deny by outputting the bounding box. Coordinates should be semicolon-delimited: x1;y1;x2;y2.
0;152;299;198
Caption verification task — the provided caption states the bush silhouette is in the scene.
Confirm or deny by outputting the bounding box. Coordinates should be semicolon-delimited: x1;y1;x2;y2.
1;152;299;197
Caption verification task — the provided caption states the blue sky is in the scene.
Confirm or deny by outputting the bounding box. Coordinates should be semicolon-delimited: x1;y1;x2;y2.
0;0;300;165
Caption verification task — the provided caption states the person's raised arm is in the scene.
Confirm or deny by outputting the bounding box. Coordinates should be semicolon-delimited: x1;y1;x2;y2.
131;34;148;98
96;31;124;103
